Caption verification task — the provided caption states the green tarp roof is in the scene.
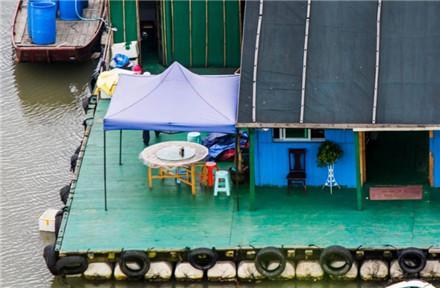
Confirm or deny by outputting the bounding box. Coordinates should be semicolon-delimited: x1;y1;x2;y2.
238;1;440;127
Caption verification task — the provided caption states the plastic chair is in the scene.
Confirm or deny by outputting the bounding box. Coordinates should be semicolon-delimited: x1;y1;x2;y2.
214;170;231;196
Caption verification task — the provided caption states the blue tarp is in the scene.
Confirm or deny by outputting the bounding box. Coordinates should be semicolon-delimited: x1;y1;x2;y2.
103;62;239;133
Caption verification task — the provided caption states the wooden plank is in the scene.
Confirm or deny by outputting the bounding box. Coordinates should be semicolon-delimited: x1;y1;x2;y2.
369;185;423;200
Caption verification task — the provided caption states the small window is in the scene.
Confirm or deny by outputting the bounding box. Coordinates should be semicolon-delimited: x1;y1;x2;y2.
273;128;325;141
285;128;308;139
310;129;325;140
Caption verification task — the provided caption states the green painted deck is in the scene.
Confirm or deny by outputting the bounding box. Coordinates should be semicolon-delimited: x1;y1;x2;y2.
59;100;440;253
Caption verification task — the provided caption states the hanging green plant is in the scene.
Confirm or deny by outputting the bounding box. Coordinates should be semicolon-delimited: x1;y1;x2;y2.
317;141;343;167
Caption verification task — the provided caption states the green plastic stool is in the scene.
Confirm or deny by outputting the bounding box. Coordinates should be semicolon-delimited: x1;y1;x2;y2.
214;170;231;196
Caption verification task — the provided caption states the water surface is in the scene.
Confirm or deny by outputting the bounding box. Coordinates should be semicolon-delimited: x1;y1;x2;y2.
0;1;436;288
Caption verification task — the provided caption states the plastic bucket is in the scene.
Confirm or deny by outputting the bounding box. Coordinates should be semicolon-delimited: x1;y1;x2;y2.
31;2;56;45
59;0;83;20
28;0;57;38
187;132;201;144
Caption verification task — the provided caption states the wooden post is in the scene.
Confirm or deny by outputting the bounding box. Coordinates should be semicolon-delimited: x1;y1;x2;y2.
429;130;434;187
191;164;196;196
354;131;363;210
428;130;434;201
249;128;256;211
148;167;153;190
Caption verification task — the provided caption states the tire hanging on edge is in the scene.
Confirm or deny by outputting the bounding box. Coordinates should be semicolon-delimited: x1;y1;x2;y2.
254;247;286;278
59;184;70;205
119;250;150;279
187;247;218;271
55;255;88;275
43;244;60;276
319;245;353;276
398;248;427;274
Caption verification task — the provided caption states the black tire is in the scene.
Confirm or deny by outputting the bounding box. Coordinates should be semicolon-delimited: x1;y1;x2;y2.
70;153;79;172
319;245;353;276
89;73;99;94
188;248;218;271
398;248;427;274
254;247;286;278
119;250;150;279
55;255;88;275
74;145;81;155
54;210;63;238
59;184;70;205
43;244;60;276
82;96;89;113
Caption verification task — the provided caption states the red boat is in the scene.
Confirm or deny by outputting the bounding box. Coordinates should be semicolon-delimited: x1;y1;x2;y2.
12;0;107;63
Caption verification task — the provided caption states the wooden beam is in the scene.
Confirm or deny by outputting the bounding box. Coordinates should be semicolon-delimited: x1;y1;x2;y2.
236;122;440;130
359;131;367;184
429;152;434;187
249;128;256;211
429;130;434;187
354;132;363;211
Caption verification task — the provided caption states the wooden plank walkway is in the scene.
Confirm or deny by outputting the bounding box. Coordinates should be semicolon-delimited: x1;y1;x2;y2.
15;0;103;47
59;100;440;253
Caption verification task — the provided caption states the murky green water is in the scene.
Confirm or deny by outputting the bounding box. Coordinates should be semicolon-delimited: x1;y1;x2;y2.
0;1;437;288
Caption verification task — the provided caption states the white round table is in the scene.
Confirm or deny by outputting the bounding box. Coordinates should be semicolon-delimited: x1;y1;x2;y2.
139;141;209;195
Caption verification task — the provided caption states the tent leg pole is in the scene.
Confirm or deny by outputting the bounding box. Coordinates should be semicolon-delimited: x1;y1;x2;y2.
104;131;108;211
234;129;240;212
119;130;122;165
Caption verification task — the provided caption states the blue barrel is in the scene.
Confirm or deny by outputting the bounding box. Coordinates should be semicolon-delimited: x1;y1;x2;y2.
28;0;58;38
59;0;83;20
31;2;56;45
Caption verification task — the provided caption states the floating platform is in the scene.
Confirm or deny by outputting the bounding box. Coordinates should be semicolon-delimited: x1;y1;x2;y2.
48;98;440;282
59;100;440;253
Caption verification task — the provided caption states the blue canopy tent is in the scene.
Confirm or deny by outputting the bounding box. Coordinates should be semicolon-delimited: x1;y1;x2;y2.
101;62;239;210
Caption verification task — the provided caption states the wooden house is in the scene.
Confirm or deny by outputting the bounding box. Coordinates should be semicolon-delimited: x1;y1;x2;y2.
237;1;440;210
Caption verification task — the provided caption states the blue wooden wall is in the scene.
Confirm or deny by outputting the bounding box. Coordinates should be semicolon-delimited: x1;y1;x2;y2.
431;131;440;187
254;129;357;187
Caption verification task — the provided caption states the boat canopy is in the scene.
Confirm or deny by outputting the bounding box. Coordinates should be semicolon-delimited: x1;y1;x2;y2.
104;62;239;134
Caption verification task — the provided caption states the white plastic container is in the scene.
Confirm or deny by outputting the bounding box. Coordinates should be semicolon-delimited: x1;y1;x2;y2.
111;41;139;60
38;208;58;232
